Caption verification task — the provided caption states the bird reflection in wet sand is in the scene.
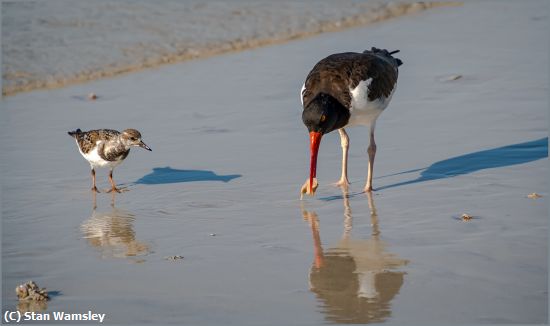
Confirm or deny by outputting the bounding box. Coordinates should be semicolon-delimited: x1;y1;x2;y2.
302;190;408;324
81;193;150;261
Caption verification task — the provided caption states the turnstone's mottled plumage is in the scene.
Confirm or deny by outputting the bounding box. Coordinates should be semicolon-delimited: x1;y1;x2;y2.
68;128;152;193
300;47;402;197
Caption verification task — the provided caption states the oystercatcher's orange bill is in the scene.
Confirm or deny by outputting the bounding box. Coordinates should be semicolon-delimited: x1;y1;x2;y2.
308;131;322;194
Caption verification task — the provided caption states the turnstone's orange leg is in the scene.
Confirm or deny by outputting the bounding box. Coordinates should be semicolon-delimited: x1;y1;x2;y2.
333;128;350;188
364;128;377;192
91;168;100;193
106;169;123;193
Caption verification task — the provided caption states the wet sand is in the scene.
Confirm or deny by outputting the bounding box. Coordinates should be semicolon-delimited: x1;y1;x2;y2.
2;1;458;96
1;0;547;324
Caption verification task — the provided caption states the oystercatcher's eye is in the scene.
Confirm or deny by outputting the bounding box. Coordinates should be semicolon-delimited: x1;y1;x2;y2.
320;115;326;122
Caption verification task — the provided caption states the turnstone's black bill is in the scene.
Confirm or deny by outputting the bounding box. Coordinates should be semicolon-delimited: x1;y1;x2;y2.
68;128;152;193
300;47;402;197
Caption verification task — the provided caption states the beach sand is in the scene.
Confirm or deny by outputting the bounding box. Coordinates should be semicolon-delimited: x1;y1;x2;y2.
1;0;548;324
2;0;458;97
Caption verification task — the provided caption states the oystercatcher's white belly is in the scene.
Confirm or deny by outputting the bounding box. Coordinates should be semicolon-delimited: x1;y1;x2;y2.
300;83;306;106
347;78;395;127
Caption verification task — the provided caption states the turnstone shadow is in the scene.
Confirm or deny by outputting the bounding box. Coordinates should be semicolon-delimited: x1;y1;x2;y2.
300;47;402;197
68;128;152;193
135;167;241;185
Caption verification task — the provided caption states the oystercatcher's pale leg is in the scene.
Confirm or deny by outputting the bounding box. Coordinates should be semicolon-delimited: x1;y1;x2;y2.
91;168;100;193
365;124;377;192
106;169;123;193
333;128;350;188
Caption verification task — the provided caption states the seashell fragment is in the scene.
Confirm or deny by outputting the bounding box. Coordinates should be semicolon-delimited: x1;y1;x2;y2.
15;281;49;301
164;255;184;261
461;213;473;221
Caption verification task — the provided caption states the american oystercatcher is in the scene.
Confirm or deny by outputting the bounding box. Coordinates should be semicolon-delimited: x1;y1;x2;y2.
68;128;152;193
300;47;402;197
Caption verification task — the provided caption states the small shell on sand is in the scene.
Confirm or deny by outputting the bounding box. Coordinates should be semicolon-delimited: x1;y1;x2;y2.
527;192;542;199
461;213;473;221
164;255;184;261
88;92;98;100
16;281;49;301
440;74;462;82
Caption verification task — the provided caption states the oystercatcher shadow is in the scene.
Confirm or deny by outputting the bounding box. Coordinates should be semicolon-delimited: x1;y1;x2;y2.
135;167;241;185
320;138;547;200
378;137;548;190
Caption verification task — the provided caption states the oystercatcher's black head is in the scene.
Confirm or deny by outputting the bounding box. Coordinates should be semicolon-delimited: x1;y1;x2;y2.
302;93;350;196
365;47;403;68
302;93;345;135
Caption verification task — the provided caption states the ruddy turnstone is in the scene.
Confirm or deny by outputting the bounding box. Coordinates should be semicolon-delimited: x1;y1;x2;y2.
68;128;152;193
300;47;402;196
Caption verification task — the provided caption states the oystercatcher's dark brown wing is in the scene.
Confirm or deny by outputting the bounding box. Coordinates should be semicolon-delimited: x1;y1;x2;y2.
302;52;398;109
